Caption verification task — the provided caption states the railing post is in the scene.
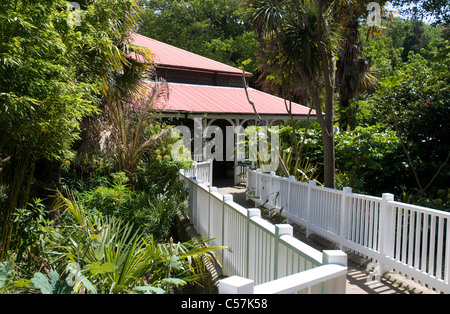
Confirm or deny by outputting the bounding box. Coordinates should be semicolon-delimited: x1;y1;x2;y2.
208;159;213;186
379;193;395;276
322;250;347;294
189;177;197;224
255;169;261;199
209;186;218;236
306;180;317;237
222;194;233;268
246;170;254;201
286;175;296;223
219;276;254;294
246;208;261;278
339;187;353;250
274;224;293;280
268;171;276;207
195;180;203;230
193;161;198;179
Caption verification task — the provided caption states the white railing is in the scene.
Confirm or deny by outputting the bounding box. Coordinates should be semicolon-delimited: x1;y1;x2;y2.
184;160;213;186
247;169;450;293
179;171;347;294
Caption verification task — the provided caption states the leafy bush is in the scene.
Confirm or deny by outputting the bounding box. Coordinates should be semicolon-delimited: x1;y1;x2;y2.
366;41;450;200
9;199;59;272
53;192;224;294
78;172;181;240
278;123;327;184
335;124;405;195
61;152;116;196
1;191;226;294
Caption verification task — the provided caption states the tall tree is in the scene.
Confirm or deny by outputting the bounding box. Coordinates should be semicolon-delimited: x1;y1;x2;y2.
333;0;391;130
252;0;341;188
138;0;258;72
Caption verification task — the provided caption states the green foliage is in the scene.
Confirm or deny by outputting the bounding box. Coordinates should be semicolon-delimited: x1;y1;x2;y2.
0;260;16;291
335;124;404;195
77;171;182;240
391;0;450;25
0;0;99;162
45;191;226;294
0;258;33;294
61;153;116;195
102;94;170;183
0;0;152;261
278;124;323;182
11;199;59;269
31;270;73;295
367;40;450;197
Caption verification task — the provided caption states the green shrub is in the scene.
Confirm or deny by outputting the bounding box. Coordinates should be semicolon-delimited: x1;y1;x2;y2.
335;124;405;195
10;199;59;271
78;172;186;240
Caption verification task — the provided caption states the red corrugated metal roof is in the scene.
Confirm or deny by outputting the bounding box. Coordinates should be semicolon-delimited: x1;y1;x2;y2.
131;33;249;76
131;33;313;117
156;83;314;116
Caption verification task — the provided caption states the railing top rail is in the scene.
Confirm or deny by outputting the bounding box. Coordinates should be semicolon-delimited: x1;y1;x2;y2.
350;193;382;202
253;264;347;294
389;200;450;218
249;169;449;217
224;197;248;218
279;235;323;266
250;216;276;235
195;161;212;166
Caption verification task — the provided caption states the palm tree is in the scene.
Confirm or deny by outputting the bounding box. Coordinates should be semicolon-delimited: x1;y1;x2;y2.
333;0;389;131
252;0;341;188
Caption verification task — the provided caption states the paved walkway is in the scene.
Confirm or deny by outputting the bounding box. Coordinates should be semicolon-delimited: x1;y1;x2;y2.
215;181;435;294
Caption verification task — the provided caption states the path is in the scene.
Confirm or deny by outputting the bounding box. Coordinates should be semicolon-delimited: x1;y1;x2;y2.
215;180;436;294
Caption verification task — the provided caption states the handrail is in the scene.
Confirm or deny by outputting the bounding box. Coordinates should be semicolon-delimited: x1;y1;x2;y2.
179;172;347;294
247;169;450;293
253;264;347;294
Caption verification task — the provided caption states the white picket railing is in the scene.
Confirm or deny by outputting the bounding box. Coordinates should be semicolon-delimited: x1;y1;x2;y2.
184;160;213;186
179;171;347;294
247;169;450;293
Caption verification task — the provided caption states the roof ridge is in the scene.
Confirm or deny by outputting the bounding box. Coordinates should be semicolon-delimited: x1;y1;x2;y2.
131;32;250;75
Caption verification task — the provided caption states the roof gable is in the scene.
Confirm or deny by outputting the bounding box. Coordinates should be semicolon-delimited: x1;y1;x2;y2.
131;33;314;118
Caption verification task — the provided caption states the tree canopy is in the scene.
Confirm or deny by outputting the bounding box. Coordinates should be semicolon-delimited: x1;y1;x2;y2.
138;0;258;72
391;0;450;25
0;0;154;260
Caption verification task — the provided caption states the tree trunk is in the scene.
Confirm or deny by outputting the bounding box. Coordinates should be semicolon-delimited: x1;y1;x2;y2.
34;158;62;221
336;17;360;131
316;0;336;188
322;127;336;189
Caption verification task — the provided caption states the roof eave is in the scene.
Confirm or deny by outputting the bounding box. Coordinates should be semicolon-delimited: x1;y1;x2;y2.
157;64;253;77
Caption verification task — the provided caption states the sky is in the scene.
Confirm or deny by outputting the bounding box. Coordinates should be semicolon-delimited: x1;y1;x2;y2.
385;1;438;23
